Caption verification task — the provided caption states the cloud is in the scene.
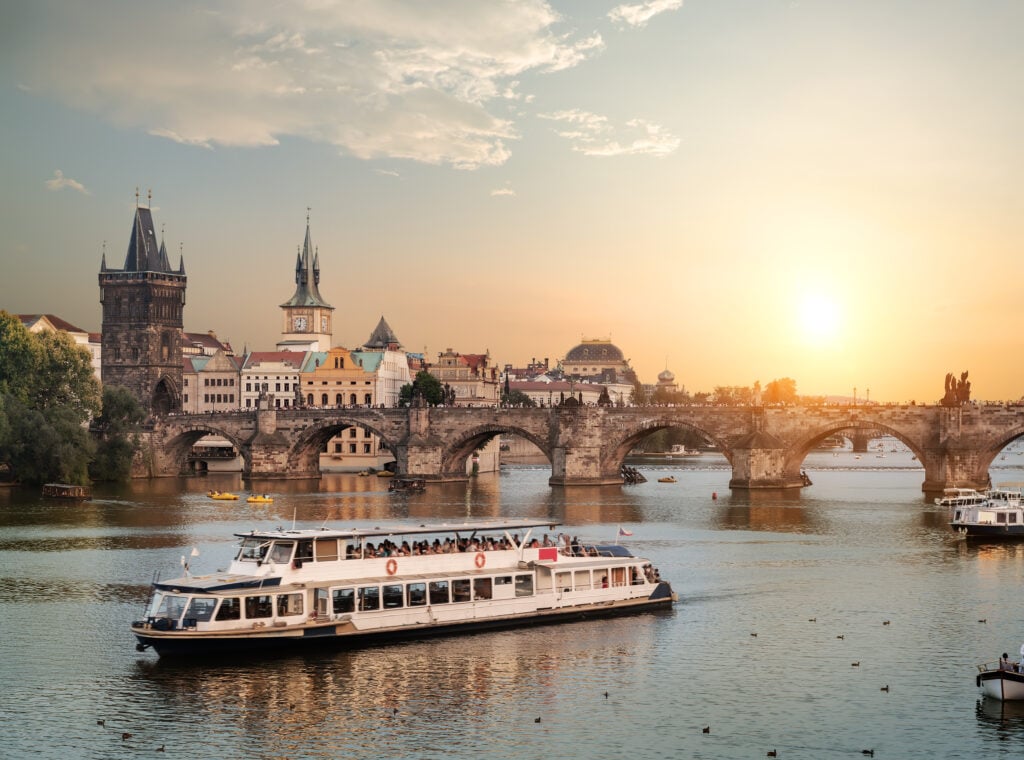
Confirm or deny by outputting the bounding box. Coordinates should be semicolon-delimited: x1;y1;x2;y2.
491;187;516;197
44;170;90;194
608;0;683;28
375;169;401;178
539;110;679;157
12;1;603;170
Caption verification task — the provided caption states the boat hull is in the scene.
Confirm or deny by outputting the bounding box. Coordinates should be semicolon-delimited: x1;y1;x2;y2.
133;585;676;657
952;524;1024;540
978;670;1024;700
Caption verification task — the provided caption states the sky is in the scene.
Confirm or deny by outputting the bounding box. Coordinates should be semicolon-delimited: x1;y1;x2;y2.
1;0;1022;403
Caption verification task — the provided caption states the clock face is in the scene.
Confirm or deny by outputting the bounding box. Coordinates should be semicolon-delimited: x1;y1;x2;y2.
294;316;307;331
321;316;328;332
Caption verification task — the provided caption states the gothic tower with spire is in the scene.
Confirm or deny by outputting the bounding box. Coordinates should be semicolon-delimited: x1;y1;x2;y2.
98;198;186;415
277;212;334;351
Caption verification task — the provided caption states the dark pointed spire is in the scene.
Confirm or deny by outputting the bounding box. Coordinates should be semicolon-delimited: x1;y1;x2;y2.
122;206;163;272
364;315;401;349
178;243;185;275
281;213;332;308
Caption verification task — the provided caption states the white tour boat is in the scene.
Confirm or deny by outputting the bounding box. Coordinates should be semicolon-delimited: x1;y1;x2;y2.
978;659;1024;701
950;487;1024;539
934;488;988;508
131;519;675;657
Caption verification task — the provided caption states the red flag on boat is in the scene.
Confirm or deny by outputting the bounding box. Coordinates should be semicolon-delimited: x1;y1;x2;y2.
618;526;633;537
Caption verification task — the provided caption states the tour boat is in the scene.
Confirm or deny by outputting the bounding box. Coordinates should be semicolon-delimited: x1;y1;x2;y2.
950;489;1024;539
246;495;274;504
978;661;1024;701
935;488;988;508
387;477;426;492
208;491;239;500
131;519;675;657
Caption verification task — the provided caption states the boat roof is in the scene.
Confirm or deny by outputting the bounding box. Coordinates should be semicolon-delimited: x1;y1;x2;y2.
233;518;561;542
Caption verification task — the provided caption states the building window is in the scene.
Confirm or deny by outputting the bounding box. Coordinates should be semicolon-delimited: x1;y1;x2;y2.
363;443;371;454
334;443;342;453
349;444;357;454
336;394;343;406
349;429;357;438
364;393;372;405
321;394;328;406
363;429;371;438
275;383;281;392
349;394;357;405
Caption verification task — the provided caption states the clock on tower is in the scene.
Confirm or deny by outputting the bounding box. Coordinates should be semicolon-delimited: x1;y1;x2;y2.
294;316;307;331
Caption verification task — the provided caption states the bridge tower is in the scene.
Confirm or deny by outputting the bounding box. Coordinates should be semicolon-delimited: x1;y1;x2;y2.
98;196;186;415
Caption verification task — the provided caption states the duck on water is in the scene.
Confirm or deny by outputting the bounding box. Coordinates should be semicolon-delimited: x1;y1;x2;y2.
131;519;675;657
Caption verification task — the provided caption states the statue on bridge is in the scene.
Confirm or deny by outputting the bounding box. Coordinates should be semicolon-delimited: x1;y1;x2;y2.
942;370;971;406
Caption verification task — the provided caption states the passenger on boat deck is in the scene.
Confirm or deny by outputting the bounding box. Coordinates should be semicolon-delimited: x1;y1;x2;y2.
601;576;608;588
1000;653;1012;671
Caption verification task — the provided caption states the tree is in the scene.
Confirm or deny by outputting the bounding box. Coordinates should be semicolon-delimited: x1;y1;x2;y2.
398;370;444;406
90;386;147;482
0;311;101;485
764;378;798;405
501;390;536;408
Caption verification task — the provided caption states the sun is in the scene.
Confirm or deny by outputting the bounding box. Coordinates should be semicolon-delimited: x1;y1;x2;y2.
796;293;842;344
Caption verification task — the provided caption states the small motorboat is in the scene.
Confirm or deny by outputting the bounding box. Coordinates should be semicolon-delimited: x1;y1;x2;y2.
978;659;1024;700
208;491;239;500
377;470;395;478
246;494;274;504
657;476;677;483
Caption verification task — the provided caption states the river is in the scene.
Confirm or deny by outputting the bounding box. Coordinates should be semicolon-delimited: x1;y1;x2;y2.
3;441;1024;759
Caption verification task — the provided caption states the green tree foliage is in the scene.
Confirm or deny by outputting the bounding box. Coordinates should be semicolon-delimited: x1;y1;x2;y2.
0;311;101;485
90;386;146;482
501;390;536;407
398;370;445;406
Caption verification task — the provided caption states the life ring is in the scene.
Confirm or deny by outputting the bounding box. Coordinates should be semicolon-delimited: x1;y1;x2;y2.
474;552;486;569
386;558;398;575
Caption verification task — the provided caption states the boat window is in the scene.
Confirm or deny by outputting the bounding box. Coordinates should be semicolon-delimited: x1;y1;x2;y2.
407;582;426;606
494;576;512;586
237;538;269;562
269;541;295;564
574;570;592;590
245;595;274;619
473;578;492;600
429;580;450;604
382;584;404;609
184;597;217;623
1011;513;1019;524
954;510;962;521
556;571;571;591
215;597;241;621
998;513;1007;524
315;538;339;562
515;575;534;597
332;588;355;614
358;586;380;611
277;593;304;617
452;578;471;602
154;594;188;621
295;541;314;564
612;567;626;587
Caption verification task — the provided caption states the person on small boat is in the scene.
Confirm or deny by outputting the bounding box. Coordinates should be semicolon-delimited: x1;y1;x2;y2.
1000;653;1012;671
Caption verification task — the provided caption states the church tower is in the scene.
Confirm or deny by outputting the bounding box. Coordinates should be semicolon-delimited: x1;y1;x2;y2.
98;197;186;415
277;212;334;351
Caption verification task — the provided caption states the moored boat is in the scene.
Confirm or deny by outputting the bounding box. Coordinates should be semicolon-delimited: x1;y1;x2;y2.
951;487;1024;539
935;488;987;508
657;476;677;483
388;477;426;492
978;659;1024;700
246;494;274;503
42;483;92;499
131;519;675;657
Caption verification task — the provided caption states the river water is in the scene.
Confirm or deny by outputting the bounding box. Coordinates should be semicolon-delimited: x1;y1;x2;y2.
3;442;1024;759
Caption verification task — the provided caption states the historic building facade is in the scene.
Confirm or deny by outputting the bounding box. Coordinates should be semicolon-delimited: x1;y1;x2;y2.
429;348;500;406
98;204;186;414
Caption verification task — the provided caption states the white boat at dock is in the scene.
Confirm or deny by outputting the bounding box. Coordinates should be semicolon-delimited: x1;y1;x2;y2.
935;488;988;508
950;486;1024;540
131;519;675;657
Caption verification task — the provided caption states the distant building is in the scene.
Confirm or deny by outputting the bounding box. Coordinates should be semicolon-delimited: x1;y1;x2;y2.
183;330;233;357
509;380;608;407
17;313;101;383
277;215;334;352
359;316;412;408
240;351;307;409
559;337;637;405
98;203;186;414
429;348;500;406
180;348;241;414
655;368;680;394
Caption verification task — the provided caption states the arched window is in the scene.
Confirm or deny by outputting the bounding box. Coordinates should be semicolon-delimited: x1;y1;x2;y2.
349;393;357;405
364;393;372;405
335;394;343;406
321;394;328;406
307;394;314;406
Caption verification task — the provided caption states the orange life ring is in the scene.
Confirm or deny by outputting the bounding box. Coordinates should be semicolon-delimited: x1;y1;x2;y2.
386;558;398;575
474;552;486;569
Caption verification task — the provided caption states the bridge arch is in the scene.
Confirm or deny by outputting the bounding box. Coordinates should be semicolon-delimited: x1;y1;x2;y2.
160;424;251;475
440;423;552;477
975;424;1024;478
784;419;927;474
289;417;398;474
605;415;732;475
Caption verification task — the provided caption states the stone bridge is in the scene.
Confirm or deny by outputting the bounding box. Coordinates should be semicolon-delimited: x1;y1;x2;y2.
140;403;1024;492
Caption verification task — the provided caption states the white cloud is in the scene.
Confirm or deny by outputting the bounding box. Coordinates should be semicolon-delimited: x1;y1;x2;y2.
375;169;401;178
12;1;604;170
608;0;683;28
491;187;516;197
44;170;90;194
539;110;679;157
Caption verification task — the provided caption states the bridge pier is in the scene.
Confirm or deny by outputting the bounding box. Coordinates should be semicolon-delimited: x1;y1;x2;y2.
920;448;991;493
727;432;807;490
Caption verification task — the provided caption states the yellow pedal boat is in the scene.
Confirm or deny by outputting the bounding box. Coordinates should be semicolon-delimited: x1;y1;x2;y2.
246;495;274;504
208;491;239;500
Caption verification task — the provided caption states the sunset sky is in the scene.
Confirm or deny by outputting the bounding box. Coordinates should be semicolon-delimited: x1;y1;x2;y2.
2;0;1022;402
